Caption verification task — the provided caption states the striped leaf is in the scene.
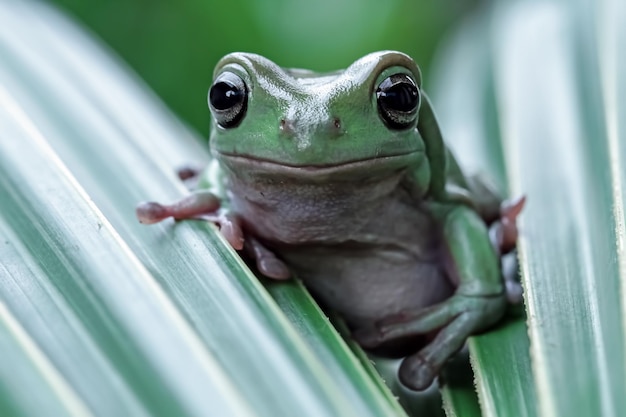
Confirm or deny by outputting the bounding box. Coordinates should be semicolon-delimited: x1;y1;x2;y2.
431;0;626;415
0;1;405;416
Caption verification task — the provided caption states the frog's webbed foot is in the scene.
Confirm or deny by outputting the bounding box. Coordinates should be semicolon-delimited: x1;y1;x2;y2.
353;294;506;391
244;237;291;280
136;191;245;250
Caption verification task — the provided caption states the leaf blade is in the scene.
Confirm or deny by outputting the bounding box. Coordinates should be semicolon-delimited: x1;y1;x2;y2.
0;1;406;416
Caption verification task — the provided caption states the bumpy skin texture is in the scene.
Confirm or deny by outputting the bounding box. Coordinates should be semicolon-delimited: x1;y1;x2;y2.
136;51;523;391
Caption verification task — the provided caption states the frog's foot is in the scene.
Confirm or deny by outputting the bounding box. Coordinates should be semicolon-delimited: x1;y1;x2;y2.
136;191;244;250
489;195;526;255
354;294;506;391
244;237;291;280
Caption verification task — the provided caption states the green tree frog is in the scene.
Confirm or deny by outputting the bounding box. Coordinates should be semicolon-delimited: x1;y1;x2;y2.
136;51;524;391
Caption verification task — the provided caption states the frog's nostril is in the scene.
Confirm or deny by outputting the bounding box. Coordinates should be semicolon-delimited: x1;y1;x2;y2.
329;117;344;137
279;118;296;136
279;117;344;138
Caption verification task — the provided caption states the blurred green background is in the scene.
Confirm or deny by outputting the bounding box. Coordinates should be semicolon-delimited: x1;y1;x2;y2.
49;0;479;136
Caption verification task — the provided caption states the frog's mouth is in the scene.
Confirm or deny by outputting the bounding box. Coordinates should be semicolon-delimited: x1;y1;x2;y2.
215;150;424;179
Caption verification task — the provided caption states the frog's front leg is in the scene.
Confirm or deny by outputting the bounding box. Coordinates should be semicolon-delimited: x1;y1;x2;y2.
355;206;507;391
136;191;291;280
136;190;245;250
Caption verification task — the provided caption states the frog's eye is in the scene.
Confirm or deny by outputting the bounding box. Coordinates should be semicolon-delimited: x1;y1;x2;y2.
209;72;248;128
376;73;420;130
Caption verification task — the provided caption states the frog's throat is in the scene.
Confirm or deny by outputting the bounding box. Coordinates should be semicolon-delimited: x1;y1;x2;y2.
215;150;424;178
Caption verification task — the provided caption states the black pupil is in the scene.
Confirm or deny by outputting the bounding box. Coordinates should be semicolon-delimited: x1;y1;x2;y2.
380;83;418;112
210;81;243;110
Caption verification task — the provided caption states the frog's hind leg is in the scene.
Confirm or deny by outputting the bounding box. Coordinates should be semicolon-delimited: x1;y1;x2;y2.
397;310;484;391
354;293;505;390
355;206;509;391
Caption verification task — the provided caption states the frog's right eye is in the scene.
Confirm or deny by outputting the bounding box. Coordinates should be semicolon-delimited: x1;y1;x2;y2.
376;73;420;130
209;72;248;128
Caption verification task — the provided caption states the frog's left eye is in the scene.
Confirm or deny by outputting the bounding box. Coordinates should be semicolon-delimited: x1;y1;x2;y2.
376;73;420;130
209;72;248;128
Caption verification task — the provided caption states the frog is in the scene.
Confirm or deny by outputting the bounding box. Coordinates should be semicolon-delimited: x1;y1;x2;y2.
136;51;525;391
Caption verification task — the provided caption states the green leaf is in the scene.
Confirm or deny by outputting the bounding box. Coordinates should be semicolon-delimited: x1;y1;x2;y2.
431;0;626;415
0;301;92;417
0;1;405;416
431;10;537;417
6;0;624;415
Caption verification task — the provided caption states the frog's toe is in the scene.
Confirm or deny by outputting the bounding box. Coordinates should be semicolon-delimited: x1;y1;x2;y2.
136;202;169;224
397;311;479;391
501;195;526;221
398;353;437;391
257;257;291;280
490;195;526;254
216;213;245;250
245;236;291;280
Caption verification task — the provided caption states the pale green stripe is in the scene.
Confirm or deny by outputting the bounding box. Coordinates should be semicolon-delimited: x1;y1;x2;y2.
0;303;94;417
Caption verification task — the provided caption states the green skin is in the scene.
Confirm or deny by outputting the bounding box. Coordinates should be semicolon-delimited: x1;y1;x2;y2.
137;51;523;391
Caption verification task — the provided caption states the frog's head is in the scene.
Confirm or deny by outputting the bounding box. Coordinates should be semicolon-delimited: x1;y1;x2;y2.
208;51;431;185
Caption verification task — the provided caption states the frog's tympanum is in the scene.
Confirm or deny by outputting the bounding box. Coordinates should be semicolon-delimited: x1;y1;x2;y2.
137;51;524;391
